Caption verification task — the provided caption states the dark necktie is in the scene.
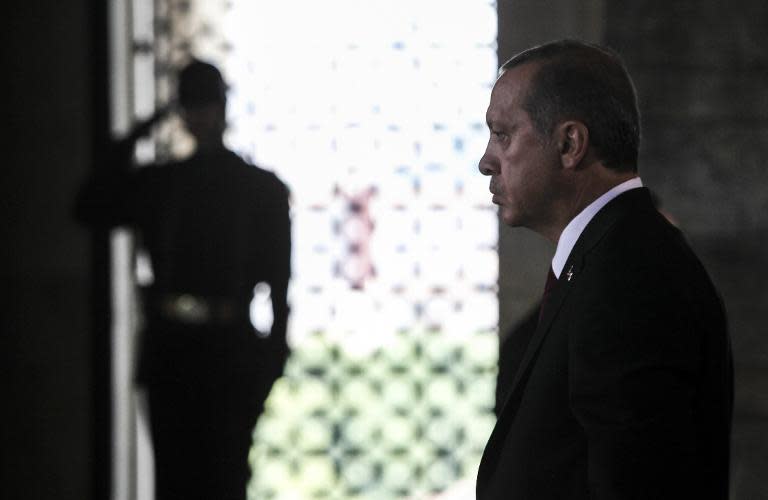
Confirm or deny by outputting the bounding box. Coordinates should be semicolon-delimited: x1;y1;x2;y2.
538;267;558;324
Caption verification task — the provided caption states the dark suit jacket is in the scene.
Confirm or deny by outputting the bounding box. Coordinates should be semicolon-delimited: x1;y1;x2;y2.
477;188;732;500
496;304;540;417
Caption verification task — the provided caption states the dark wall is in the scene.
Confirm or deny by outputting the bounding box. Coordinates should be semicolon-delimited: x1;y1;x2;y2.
605;2;768;498
2;1;96;499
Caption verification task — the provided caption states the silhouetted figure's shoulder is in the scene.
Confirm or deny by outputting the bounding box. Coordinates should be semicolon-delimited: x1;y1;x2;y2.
183;148;284;184
74;147;289;229
189;149;287;209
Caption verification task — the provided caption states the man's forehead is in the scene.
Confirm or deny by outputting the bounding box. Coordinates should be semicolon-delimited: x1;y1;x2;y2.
487;68;530;122
494;63;537;96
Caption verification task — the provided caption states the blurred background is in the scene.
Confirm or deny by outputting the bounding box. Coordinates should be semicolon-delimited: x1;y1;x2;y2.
2;0;767;499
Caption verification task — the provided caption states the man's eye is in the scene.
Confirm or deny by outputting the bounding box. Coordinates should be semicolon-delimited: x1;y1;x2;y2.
492;130;507;139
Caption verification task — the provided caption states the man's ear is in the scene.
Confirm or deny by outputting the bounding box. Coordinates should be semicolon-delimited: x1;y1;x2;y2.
555;121;589;170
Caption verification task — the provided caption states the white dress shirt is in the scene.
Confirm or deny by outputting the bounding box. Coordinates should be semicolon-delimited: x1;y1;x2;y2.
551;177;644;279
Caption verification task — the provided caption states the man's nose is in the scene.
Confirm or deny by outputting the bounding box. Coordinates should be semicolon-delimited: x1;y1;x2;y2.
478;152;496;176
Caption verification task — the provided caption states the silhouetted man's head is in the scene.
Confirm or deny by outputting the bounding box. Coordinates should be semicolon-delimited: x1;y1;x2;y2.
179;60;227;108
178;60;228;149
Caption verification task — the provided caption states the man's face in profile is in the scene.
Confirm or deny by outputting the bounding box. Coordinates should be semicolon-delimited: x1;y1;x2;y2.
479;63;562;232
181;102;226;143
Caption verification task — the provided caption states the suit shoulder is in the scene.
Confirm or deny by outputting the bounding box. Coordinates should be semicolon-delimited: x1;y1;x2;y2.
598;208;689;265
586;208;720;304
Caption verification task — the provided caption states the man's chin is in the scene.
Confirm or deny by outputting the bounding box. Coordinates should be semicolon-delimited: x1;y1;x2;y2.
499;208;522;228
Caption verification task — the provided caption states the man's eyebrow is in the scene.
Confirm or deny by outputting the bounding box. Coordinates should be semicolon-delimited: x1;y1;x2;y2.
486;116;505;129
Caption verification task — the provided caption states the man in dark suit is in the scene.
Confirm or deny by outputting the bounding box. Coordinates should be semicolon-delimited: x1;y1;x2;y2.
77;60;291;500
477;40;732;499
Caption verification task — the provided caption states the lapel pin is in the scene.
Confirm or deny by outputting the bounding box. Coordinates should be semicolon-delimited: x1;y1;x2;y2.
566;265;574;282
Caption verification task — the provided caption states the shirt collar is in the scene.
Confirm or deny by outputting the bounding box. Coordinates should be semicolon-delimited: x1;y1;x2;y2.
551;177;643;278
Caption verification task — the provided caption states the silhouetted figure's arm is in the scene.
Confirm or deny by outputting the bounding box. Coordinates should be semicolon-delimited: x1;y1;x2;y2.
74;106;171;227
264;182;292;373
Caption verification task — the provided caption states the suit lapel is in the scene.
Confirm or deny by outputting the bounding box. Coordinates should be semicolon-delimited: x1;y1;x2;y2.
477;188;654;496
476;274;575;493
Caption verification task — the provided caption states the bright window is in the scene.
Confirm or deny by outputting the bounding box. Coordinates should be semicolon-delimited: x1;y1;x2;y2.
152;1;499;497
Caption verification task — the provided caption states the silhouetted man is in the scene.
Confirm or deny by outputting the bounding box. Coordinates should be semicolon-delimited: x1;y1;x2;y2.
77;60;291;500
477;40;732;499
